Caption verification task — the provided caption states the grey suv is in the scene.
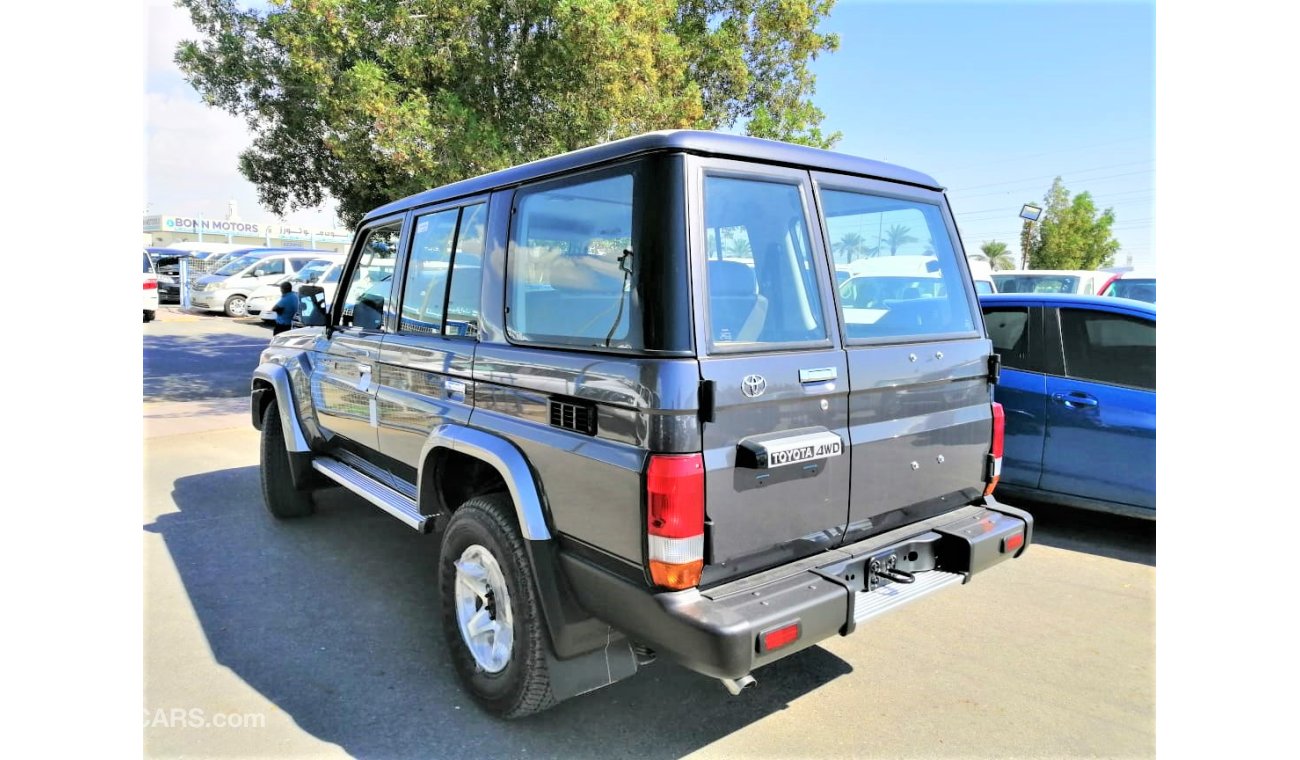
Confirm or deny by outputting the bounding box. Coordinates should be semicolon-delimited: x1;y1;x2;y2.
252;131;1032;718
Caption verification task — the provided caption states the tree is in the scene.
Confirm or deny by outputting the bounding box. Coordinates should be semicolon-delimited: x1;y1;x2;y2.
882;224;917;255
176;0;843;226
979;240;1015;270
1022;177;1121;270
833;232;875;262
723;235;752;258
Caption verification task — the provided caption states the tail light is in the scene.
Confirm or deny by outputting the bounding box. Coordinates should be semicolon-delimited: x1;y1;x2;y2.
985;402;1004;495
646;454;704;590
143;279;158;290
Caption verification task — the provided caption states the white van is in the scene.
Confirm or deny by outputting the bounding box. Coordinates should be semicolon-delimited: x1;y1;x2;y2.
247;255;345;321
966;256;996;295
189;250;325;316
990;269;1107;295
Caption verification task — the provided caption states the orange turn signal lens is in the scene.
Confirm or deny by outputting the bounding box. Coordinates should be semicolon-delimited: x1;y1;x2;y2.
649;559;703;590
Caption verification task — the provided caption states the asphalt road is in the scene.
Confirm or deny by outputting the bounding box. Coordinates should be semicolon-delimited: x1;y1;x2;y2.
143;315;1155;759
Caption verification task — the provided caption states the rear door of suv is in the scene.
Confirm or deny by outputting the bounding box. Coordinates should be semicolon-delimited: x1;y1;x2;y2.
688;158;851;585
811;173;992;542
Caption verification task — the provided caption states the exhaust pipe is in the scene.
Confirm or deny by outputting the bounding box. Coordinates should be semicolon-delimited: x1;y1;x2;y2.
720;675;756;696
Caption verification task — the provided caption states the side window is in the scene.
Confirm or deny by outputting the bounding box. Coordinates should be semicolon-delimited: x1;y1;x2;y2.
702;175;826;347
339;222;402;330
507;172;640;349
982;307;1031;370
446;204;486;337
822;188;976;341
399;209;459;334
1059;309;1155;390
258;258;285;276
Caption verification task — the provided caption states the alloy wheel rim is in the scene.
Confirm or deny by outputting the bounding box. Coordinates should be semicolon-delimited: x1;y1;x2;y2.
453;544;514;673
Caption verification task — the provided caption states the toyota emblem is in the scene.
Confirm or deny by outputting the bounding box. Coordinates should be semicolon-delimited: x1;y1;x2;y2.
741;374;767;398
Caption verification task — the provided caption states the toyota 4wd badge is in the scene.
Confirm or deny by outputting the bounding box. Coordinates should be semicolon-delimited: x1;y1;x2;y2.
741;374;767;398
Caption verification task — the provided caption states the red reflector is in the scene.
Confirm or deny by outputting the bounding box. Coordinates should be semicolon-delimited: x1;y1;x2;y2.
646;454;704;539
1003;533;1024;553
760;623;800;653
143;280;158;290
990;403;1005;459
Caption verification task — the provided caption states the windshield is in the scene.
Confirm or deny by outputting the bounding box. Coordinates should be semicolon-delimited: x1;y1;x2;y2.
1106;278;1156;303
291;259;335;285
992;274;1081;294
214;254;262;277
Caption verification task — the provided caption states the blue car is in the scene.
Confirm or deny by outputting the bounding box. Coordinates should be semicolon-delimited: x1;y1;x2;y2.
979;294;1155;519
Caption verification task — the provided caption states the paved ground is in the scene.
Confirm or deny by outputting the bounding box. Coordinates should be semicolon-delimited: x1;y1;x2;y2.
143;318;1155;759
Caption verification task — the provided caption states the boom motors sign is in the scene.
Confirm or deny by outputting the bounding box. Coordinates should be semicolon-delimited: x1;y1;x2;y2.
145;216;261;234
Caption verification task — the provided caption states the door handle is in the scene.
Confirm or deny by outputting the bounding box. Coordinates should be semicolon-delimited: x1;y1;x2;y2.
358;363;372;374
1052;392;1098;409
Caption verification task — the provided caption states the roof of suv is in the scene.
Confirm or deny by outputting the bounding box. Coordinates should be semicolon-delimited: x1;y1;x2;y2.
366;130;944;222
979;292;1155;316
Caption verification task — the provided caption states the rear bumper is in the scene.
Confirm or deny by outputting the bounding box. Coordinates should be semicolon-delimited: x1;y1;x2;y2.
561;499;1031;680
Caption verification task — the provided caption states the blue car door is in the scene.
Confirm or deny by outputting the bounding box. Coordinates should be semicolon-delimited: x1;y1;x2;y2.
981;301;1049;489
1040;305;1156;510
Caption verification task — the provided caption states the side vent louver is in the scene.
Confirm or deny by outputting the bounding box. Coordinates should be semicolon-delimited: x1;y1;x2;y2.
549;398;597;436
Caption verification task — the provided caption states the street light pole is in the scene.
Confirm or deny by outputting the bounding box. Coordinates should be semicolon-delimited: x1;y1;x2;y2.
1019;204;1043;270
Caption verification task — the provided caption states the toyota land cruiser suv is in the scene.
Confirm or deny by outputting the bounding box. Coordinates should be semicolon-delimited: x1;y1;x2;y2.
252;131;1032;718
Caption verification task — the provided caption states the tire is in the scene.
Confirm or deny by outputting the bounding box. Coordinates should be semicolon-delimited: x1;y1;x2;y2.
439;494;555;718
143;310;155;323
224;294;248;318
259;397;315;518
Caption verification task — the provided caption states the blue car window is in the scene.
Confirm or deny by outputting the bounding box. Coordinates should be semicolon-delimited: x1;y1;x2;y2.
1060;309;1155;390
982;307;1031;370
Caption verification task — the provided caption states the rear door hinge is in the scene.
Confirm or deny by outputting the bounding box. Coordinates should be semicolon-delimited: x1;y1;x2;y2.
699;379;716;423
988;353;1002;385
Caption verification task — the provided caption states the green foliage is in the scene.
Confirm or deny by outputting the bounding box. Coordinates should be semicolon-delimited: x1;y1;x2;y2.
176;0;842;226
882;224;916;255
979;240;1014;271
1023;177;1120;270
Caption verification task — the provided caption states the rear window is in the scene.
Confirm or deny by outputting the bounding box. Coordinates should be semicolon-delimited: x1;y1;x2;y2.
1106;278;1156;303
992;274;1080;294
822;190;976;341
702;175;827;348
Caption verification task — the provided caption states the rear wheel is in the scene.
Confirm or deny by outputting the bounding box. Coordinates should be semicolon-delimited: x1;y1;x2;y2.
259;397;314;518
224;294;248;317
439;494;555;718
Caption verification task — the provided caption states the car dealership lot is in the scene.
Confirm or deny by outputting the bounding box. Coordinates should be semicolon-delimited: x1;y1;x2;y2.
143;319;1154;759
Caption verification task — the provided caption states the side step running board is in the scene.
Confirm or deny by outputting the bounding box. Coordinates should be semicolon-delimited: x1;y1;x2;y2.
852;570;964;625
312;457;429;532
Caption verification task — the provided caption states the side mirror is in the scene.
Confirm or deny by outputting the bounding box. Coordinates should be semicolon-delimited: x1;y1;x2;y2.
297;285;329;327
252;269;267;277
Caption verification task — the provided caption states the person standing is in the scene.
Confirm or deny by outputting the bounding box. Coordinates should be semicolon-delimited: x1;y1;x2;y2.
270;281;300;336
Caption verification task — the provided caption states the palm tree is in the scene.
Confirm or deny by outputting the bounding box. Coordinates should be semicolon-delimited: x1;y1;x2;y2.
980;240;1015;271
833;232;876;262
883;224;917;255
723;235;752;259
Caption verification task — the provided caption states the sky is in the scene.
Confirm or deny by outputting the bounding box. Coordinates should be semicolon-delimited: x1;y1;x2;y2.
145;0;1154;265
813;0;1154;266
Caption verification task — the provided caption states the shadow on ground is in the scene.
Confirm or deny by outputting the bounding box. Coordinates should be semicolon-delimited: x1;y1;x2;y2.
996;495;1155;567
144;333;271;401
145;468;851;758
